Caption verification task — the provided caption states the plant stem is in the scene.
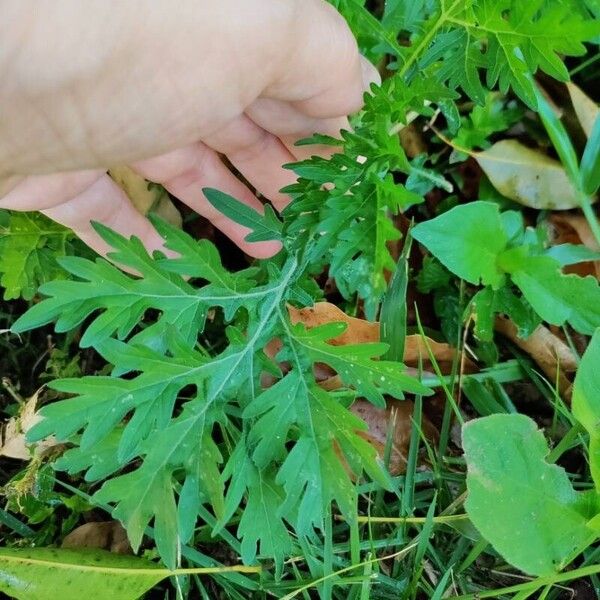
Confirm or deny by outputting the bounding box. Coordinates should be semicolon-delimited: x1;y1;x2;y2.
451;563;600;599
547;423;585;463
579;190;600;248
356;514;468;524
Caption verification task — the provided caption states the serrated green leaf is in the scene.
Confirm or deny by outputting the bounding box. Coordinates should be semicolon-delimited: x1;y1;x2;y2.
290;322;431;406
203;187;283;243
464;414;594;576
218;445;292;577
11;220;263;350
0;212;71;300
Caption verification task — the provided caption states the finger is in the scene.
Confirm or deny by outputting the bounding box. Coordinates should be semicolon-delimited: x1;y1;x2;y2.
0;175;24;199
202;114;297;210
0;170;104;211
131;143;282;258
40;174;167;257
245;98;349;161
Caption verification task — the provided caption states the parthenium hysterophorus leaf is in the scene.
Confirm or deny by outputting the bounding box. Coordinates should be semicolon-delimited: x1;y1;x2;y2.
13;217;430;570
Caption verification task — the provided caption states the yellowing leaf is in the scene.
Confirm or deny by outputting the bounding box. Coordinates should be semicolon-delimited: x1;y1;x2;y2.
350;399;437;475
476;140;579;210
0;546;259;600
0;389;55;460
567;82;600;138
109;166;182;227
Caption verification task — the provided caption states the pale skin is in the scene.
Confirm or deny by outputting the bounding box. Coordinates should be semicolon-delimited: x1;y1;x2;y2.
0;0;378;258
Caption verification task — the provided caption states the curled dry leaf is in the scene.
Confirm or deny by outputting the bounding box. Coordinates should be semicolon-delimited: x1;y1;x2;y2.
109;165;182;227
350;399;437;475
567;82;599;138
62;521;132;555
476;140;580;210
495;316;576;396
549;213;600;278
285;302;462;473
287;302;472;373
0;389;55;460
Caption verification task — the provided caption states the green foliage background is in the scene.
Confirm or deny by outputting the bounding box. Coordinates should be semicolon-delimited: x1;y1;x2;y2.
1;1;600;598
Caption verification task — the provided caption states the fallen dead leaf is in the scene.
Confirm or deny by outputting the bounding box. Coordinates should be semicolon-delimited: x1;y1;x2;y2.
399;123;428;158
567;82;599;138
285;303;458;473
476;140;580;210
109;165;182;227
287;302;474;373
350;399;437;475
0;389;55;460
549;213;600;278
62;521;132;554
495;316;576;396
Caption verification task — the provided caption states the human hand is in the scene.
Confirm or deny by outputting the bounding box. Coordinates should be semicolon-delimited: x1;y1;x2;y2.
0;0;377;257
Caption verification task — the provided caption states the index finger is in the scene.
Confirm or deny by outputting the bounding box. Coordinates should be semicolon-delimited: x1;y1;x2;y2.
265;0;377;118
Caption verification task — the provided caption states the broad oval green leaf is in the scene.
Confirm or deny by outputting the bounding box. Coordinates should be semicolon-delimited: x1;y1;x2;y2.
476;140;580;209
411;201;507;287
508;256;600;335
572;329;600;489
464;414;594;576
0;546;259;600
0;547;164;600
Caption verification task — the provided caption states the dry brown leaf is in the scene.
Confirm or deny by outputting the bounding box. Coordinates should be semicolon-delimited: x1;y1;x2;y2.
350;399;437;475
495;316;575;396
284;303;449;473
399;123;427;158
0;389;55;460
62;521;132;554
288;303;377;346
567;82;599;138
109;165;182;227
549;213;600;278
476;140;580;210
287;302;473;373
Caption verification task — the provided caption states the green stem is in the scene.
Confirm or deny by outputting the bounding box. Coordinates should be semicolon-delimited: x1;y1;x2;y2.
451;563;600;599
397;0;463;78
356;514;468;524
570;52;600;76
579;191;600;248
547;423;585;463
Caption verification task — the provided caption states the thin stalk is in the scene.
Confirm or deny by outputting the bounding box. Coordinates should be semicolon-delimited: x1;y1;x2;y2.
451;562;600;599
578;190;600;247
